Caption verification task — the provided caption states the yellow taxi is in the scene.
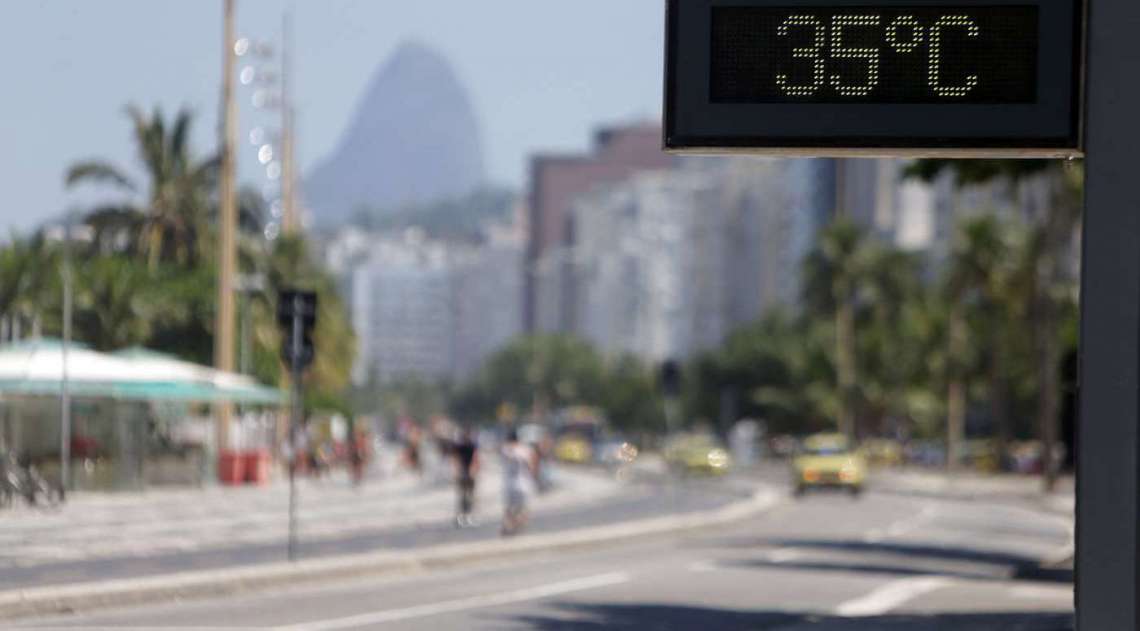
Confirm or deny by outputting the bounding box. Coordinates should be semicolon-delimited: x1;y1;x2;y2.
860;438;904;468
664;433;732;475
554;434;593;464
793;433;867;496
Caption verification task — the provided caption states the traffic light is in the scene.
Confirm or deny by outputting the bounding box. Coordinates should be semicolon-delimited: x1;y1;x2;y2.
661;359;681;398
277;289;318;372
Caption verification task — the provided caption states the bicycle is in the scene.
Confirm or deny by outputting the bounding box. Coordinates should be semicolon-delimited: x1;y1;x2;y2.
0;454;65;509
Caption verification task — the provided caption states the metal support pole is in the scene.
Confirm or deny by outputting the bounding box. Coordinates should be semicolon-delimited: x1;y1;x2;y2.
287;294;302;562
60;215;73;490
1076;0;1140;624
215;0;238;459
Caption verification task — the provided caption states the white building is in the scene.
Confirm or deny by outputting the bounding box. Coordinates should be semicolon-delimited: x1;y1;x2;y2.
452;228;525;380
351;230;455;384
348;218;525;386
564;158;831;363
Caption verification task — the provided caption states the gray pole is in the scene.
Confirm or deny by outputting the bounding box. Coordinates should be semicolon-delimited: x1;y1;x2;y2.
287;293;302;561
1077;0;1140;624
60;215;73;491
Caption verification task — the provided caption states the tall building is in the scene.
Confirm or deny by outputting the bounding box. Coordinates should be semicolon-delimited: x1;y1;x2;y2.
347;216;525;385
525;123;674;332
452;223;525;380
351;230;455;384
565;158;832;362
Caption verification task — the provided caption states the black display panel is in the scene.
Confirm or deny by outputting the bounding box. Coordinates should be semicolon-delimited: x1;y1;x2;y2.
711;7;1038;104
664;0;1084;155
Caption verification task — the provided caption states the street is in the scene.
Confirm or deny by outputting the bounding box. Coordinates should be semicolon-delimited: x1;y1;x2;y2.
0;456;754;591
17;480;1074;630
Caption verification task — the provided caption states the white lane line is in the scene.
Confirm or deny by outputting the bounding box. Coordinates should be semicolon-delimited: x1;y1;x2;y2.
765;548;804;563
1010;584;1074;601
275;571;631;630
834;576;951;617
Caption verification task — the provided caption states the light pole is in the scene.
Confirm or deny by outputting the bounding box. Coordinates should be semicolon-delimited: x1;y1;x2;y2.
48;213;90;491
216;0;239;457
60;215;73;491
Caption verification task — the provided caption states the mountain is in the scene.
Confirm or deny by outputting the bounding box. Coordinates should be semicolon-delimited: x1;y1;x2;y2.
304;41;486;226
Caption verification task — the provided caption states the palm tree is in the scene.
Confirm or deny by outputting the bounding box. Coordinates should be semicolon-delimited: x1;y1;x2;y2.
803;218;873;442
859;245;927;434
908;159;1082;490
943;215;1009;470
65;106;219;270
0;237;59;340
73;257;156;351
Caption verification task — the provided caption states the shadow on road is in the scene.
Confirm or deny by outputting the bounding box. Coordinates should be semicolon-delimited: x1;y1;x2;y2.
500;603;1074;630
699;538;1073;585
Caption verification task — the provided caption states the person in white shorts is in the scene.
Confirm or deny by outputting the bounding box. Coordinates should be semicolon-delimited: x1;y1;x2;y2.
501;428;536;536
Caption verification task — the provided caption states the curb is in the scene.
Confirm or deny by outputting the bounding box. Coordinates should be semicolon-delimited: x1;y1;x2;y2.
0;487;783;621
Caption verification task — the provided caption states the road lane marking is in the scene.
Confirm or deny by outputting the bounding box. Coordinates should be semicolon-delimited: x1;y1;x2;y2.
765;548;804;563
689;560;719;573
1010;584;1074;601
834;576;951;617
274;571;631;630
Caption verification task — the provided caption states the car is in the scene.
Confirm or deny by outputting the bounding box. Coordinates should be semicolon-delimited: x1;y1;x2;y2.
860;438;904;468
664;433;732;475
554;434;593;464
792;433;867;497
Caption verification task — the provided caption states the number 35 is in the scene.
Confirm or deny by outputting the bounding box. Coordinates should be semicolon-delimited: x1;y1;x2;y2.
776;14;979;98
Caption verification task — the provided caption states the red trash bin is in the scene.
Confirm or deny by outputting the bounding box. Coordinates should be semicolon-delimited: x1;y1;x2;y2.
243;449;271;485
218;450;246;485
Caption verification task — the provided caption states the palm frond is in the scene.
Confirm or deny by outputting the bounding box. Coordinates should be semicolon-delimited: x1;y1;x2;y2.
65;161;137;191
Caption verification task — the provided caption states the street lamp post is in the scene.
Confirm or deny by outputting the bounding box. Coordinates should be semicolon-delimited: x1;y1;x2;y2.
59;214;73;491
216;0;239;458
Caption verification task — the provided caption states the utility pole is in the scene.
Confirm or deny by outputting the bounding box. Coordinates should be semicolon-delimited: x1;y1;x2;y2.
59;211;73;491
215;0;239;457
280;10;298;236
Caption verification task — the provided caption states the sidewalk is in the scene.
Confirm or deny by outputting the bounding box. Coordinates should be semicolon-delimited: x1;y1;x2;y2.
0;455;620;572
872;467;1075;515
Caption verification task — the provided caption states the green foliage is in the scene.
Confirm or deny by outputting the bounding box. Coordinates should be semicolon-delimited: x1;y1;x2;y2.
12;105;363;414
449;335;664;436
903;159;1062;185
66;105;219;270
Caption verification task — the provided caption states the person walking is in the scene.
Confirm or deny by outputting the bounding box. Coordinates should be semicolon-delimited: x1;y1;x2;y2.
500;429;536;536
453;426;480;527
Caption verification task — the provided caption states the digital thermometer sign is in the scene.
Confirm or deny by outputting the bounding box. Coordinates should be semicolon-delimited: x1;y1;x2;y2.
665;0;1083;155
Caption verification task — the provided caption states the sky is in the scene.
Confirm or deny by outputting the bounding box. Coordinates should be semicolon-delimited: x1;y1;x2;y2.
0;0;664;233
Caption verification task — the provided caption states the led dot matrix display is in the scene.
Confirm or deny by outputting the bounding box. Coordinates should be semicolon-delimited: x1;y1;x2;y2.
711;7;1038;103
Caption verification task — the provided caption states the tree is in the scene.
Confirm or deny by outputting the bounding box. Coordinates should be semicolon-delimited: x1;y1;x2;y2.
65;106;219;270
0;237;58;339
857;245;931;435
73;256;157;351
908;159;1082;490
943;215;1010;470
803;218;874;441
452;335;611;424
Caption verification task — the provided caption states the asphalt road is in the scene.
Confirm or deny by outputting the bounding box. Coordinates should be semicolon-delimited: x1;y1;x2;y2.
0;469;752;592
21;486;1075;630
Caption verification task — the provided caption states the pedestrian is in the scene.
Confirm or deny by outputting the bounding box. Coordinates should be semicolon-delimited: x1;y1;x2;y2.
453;426;480;527
349;426;370;487
501;428;536;536
403;425;423;475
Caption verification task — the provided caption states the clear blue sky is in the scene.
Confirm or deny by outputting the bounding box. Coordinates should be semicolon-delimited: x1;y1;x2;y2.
0;0;664;232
